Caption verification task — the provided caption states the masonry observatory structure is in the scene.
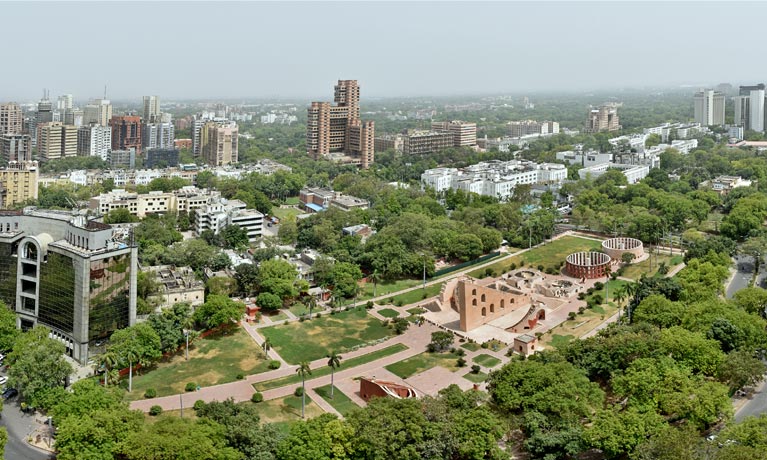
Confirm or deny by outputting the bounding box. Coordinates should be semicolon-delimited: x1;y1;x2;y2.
565;251;612;279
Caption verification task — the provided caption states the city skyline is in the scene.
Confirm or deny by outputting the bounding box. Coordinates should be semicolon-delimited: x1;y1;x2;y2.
1;1;764;101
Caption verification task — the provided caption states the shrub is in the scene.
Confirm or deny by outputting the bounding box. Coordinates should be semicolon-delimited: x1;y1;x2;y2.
455;348;466;357
422;292;429;299
366;301;374;309
567;312;577;321
594;282;604;290
510;263;517;270
149;405;163;416
577;292;586;300
480;341;489;349
330;310;336;315
298;316;306;322
537;265;544;271
294;387;304;397
268;360;281;370
459;337;466;343
395;300;404;307
185;382;197;392
144;388;157;399
535;332;543;339
427;343;437;353
578;306;586;314
315;313;322;318
251;392;264;403
193;400;206;412
457;357;467;367
471;365;481;374
236;373;245;380
592;294;604;305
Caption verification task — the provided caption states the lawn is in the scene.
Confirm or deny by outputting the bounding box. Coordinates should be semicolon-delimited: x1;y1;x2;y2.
283;196;300;206
461;342;481;352
385;351;461;379
389;283;443;306
359;278;423;300
314;385;359;416
271;206;302;222
620;253;684;280
288;303;309;317
469;236;603;277
265;311;288;322
539;290;622;351
260;307;394;364
243;395;324;424
254;344;408;391
472;354;502;369
463;371;488;384
126;326;271;401
378;308;400;318
407;307;427;316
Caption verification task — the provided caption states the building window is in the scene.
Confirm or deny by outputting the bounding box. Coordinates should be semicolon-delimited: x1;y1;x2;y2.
481;294;486;303
481;307;487;317
471;288;476;296
490;304;495;313
472;299;477;306
500;299;505;309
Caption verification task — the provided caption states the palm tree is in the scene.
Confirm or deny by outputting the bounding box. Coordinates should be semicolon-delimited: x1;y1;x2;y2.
326;352;343;399
124;348;139;393
614;285;627;320
262;337;272;358
296;361;312;419
370;270;383;298
96;351;118;387
305;296;317;319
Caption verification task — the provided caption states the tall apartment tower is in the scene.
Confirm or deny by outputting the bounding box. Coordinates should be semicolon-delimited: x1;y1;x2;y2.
37;122;77;161
57;94;73;111
733;84;767;132
0;134;31;162
142;96;161;123
0;103;23;135
83;99;113;127
200;121;238;166
109;116;142;153
306;80;375;168
585;105;621;133
0;161;39;207
77;124;112;160
37;92;53;125
693;90;726;126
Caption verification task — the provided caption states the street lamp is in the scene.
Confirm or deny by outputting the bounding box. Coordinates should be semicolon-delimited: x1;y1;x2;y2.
183;329;190;361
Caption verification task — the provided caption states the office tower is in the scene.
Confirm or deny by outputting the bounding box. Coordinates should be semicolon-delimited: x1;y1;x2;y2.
401;130;454;155
693;90;726;126
77;124;112;160
57;94;73;111
146;148;179;168
142;96;161;123
0;161;38;206
83;99;113;127
64;108;83;127
37;122;77;161
431;121;477;147
0;103;23;135
200;121;238;166
37;92;53;124
733;84;767;132
585;105;621;133
107;148;136;169
0;210;137;364
109;116;142;153
306;79;375;168
142;121;175;151
0;134;31;162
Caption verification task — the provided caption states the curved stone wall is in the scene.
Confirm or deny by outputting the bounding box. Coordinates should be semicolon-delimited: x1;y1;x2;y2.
601;237;644;262
565;251;612;279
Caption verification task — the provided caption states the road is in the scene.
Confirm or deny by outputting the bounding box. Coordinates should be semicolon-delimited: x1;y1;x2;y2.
736;379;767;422
0;401;52;460
726;255;754;299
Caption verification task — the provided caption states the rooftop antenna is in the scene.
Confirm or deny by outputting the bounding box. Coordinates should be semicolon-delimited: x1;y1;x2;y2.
103;85;107;100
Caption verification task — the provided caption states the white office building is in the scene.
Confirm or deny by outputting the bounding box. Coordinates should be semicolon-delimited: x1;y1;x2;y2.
195;198;264;243
578;162;649;184
77;124;112;160
693;89;725;126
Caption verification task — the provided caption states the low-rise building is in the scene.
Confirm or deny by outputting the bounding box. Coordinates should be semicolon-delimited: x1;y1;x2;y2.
700;175;753;195
342;224;376;243
299;187;369;213
195;198;264;242
146;265;205;310
578;162;649;184
89;186;219;218
0;134;31;162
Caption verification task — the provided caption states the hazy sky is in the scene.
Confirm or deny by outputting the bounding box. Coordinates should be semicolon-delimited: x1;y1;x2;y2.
0;1;761;102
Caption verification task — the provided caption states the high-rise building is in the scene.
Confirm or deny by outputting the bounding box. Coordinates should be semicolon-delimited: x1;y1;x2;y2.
0;209;137;364
0;103;23;135
584;105;621;133
200;121;238;166
77;124;112;160
191;115;211;157
107;148;136;169
431;121;477;147
306;80;375;168
693;90;726;126
83;99;112;127
63;108;83;127
37;122;77;161
57;94;73;111
0;161;38;206
146;148;179;168
733;84;766;132
110;116;142;153
142;121;175;151
0;134;31;162
37;92;53;125
142;96;161;123
402;130;454;155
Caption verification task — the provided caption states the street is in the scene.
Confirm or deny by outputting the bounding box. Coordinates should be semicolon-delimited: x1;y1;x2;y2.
0;401;52;460
726;255;755;299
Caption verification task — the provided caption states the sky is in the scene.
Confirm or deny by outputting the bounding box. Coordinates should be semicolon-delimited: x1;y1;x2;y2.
0;1;762;102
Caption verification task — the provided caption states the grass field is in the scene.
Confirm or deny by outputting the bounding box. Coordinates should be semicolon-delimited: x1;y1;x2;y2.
620;253;684;280
243;395;324;424
546;334;575;350
283;197;300;206
265;311;289;322
389;283;443;306
271;206;302;222
359;278;423;300
469;236;603;277
463;371;488;384
288;303;309;317
378;308;400;318
472;354;502;369
254;344;408;391
407;307;427;316
385;351;461;379
126;326;270;401
461;342;481;352
260;307;394;364
314;385;359;416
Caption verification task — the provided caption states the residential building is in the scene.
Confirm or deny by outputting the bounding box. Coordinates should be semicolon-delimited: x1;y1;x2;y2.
110;116;142;153
146;148;179;168
431;120;477;147
584;105;621;133
507;120;559;137
57;94;73;111
142;96;161;123
0;134;31;162
299;187;369;213
693;89;725;126
142;121;175;151
578;162;649;184
77;124;112;160
195;198;263;242
402;130;454;155
107;148;136;169
306;80;375;168
90;186;218;218
0;103;23;135
37;122;77;161
0;161;39;207
374;133;404;153
83;99;112;127
342;224;375;243
286;249;329;286
729;125;745;140
700;175;753;195
200;120;238;166
145;265;204;310
0;209;137;364
556;150;612;167
733;84;766;132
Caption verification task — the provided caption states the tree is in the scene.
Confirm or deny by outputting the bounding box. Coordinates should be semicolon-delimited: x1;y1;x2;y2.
221;225;249;249
0;302;20;352
429;331;454;352
194;295;245;331
109;323;162;391
8;326;73;406
258;259;300;300
621;252;636;265
55;406;144;460
262;337;272;356
739;235;767;275
327;352;342;399
733;287;767;317
257;292;282;312
369;269;383;298
104;208;138;224
118;416;241;460
717;349;767;393
632;295;684;330
584;407;668;458
234;263;260;296
296;361;312;419
277;413;354;460
147;302;194;354
195;170;216;189
95;350;119;386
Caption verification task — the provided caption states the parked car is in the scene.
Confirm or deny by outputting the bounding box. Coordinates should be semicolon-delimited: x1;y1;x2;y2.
2;388;17;399
0;376;8;386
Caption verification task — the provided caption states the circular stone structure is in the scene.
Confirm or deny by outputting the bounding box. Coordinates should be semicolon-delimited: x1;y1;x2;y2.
601;237;644;262
566;251;612;279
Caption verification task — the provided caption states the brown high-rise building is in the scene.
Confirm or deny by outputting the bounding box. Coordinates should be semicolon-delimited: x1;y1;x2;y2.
37;122;77;161
110;116;142;154
584;105;621;133
431;121;477;147
307;80;375;168
200;121;238;166
0;103;23;135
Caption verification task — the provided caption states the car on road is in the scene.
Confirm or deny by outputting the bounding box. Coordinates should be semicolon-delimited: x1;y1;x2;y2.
2;388;17;400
